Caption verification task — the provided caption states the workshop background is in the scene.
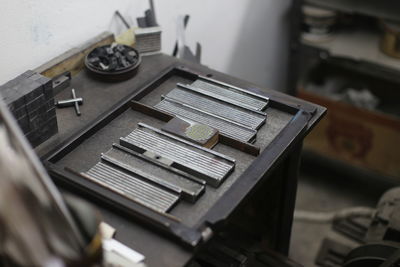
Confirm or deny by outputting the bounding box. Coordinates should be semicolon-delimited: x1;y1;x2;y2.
1;0;400;266
0;0;291;90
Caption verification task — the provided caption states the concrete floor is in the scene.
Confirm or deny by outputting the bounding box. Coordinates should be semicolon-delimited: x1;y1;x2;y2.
289;163;391;267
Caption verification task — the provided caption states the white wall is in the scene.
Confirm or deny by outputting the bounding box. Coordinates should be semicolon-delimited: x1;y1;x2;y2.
0;0;291;91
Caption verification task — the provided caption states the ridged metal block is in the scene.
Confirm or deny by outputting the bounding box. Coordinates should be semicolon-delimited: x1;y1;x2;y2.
135;27;162;54
84;162;179;213
120;124;235;187
189;79;268;112
155;98;257;143
165;88;265;130
102;146;205;202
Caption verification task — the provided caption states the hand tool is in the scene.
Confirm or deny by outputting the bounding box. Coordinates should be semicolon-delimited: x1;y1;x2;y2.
55;98;83;108
71;88;81;116
54;88;83;116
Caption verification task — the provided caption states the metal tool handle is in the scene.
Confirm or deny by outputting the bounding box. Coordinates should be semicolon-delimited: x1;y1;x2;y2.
55;98;83;108
71;89;81;116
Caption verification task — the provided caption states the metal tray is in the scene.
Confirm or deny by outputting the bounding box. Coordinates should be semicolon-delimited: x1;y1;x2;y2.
42;66;314;249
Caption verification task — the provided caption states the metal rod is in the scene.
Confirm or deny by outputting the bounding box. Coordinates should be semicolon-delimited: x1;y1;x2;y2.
55;98;83;108
71;89;81;116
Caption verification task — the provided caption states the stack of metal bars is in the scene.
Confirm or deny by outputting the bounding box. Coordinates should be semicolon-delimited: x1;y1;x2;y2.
84;162;180;213
190;76;269;112
154;78;269;143
155;98;257;143
134;27;162;55
101;144;206;202
82;122;235;213
120;123;235;187
0;70;58;147
80;77;265;215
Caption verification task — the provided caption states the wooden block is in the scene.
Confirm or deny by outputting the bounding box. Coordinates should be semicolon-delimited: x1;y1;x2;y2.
34;31;115;78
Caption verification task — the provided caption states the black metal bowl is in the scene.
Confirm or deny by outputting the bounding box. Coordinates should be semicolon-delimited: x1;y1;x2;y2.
85;44;141;82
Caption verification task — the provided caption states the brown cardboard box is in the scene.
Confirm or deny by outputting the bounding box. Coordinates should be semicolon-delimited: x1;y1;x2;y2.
299;89;400;179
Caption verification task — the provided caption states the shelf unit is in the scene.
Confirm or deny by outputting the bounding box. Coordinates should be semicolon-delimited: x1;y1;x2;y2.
288;0;400;182
305;0;400;23
290;0;400;97
301;30;400;74
300;29;400;84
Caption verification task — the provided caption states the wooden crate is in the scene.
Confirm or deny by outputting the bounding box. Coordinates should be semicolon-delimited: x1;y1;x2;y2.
299;89;400;179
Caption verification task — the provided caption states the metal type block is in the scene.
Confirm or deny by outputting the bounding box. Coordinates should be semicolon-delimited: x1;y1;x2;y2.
28;110;55;130
113;143;206;185
155;98;257;143
26;116;58;140
187;79;268;112
11;105;28;119
177;83;267;116
1;86;26;110
85;162;179;213
120;123;235;187
102;146;205;202
17;114;31;133
1;77;20;90
43;98;56;110
27;104;48;121
26;94;46;113
21;70;36;78
134;27;162;54
165;88;265;130
28;73;44;82
46;106;56;118
32;75;53;99
30;98;56;116
198;75;269;103
20;79;43;103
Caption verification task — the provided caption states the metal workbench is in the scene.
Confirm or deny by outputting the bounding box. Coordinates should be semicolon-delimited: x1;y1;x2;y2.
36;53;325;267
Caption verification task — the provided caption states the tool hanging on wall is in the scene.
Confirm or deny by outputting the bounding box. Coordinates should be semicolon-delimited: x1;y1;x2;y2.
137;0;158;28
173;15;202;63
114;0;162;55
